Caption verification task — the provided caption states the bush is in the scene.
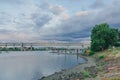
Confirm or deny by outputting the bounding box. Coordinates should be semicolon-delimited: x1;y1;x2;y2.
82;49;90;56
83;70;90;77
97;66;103;72
89;51;95;56
99;55;105;60
117;47;120;50
108;49;112;52
83;50;96;56
115;42;120;47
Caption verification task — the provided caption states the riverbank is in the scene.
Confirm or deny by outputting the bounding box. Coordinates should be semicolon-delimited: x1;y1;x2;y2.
39;47;120;80
89;47;120;80
39;56;96;80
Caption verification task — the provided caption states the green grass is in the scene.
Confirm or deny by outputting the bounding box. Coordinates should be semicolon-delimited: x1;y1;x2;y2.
89;50;95;56
108;49;112;52
98;54;106;59
111;77;120;80
83;70;90;78
97;66;103;72
117;47;120;50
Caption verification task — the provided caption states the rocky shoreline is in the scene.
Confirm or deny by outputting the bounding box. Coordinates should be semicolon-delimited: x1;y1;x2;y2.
38;47;120;80
39;56;96;80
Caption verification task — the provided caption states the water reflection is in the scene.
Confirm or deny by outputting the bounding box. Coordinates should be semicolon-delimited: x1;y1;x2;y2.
0;51;86;80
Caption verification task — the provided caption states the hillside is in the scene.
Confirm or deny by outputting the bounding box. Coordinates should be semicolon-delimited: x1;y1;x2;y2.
86;47;120;80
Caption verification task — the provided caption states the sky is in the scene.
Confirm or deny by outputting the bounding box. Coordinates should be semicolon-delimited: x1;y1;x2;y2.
0;0;120;42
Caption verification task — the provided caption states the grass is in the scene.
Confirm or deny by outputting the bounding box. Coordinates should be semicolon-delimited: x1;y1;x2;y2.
98;54;106;59
97;66;103;72
111;77;120;80
104;77;120;80
117;47;120;50
82;46;120;80
94;47;120;79
91;46;120;59
82;70;90;78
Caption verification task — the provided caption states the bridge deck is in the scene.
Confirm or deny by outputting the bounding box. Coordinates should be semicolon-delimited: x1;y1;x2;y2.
0;42;90;47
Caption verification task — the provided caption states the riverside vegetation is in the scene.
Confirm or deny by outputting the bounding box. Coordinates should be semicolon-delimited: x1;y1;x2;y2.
40;47;120;80
40;23;120;80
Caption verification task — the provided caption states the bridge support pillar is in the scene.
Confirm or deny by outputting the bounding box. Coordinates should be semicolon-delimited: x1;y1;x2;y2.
21;43;24;51
5;43;8;51
30;44;33;51
5;43;7;48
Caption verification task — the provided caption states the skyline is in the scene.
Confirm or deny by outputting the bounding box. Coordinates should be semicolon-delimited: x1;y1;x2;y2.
0;0;120;42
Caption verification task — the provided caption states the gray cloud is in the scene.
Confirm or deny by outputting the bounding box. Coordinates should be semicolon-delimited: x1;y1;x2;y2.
0;12;12;25
0;0;120;42
43;0;120;41
30;0;120;42
39;2;67;15
0;28;35;41
50;5;66;15
0;0;28;4
0;29;14;34
90;0;105;9
31;13;52;28
93;0;120;25
39;2;52;10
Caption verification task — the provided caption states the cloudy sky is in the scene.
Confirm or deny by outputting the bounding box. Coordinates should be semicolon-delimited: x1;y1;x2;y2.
0;0;120;42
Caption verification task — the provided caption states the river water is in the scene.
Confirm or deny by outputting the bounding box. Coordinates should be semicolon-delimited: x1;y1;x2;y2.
0;51;86;80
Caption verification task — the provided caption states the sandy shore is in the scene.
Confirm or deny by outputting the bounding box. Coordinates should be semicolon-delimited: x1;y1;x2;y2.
39;56;96;80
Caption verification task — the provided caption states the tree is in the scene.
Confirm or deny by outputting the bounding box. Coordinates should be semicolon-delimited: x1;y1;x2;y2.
91;23;118;52
118;30;120;41
115;29;120;46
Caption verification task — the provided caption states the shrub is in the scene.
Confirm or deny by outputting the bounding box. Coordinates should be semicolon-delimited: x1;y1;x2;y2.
115;42;120;47
89;51;95;56
108;49;112;52
92;74;97;78
117;47;120;50
83;49;90;56
99;55;105;60
97;66;103;72
83;70;90;77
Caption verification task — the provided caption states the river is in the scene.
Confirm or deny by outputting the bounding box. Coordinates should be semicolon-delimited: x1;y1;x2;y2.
0;51;86;80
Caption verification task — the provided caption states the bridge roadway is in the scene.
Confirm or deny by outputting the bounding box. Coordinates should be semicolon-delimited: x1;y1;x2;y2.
0;42;90;47
0;42;90;52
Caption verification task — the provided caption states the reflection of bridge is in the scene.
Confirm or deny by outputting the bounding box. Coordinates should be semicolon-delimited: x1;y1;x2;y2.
0;42;90;52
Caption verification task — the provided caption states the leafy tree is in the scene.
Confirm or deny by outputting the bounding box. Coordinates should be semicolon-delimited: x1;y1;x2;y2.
115;29;120;46
91;23;118;52
118;30;120;41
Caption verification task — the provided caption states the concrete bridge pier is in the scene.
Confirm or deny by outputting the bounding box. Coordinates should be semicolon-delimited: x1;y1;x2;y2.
5;43;7;48
13;43;16;50
4;43;8;51
30;44;33;51
21;43;24;51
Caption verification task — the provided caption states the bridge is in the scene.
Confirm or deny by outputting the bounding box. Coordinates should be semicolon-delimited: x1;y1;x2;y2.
0;42;90;53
